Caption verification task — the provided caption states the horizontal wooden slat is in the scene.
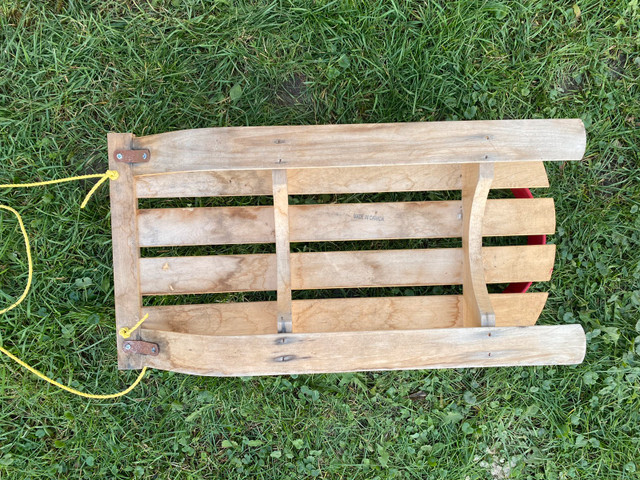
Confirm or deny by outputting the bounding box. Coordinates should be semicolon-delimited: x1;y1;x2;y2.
135;162;549;198
131;119;585;174
138;206;274;246
140;254;276;295
140;292;549;335
142;302;277;336
137;198;555;247
139;245;555;295
136;325;587;375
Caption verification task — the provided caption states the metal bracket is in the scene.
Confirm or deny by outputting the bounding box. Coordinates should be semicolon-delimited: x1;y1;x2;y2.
122;340;159;356
114;149;150;163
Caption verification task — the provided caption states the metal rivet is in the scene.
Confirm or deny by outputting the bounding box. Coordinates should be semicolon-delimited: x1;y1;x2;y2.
151;347;157;353
116;153;123;160
124;343;131;350
142;153;147;160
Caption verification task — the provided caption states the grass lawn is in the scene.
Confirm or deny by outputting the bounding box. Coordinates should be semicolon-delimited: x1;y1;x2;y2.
1;1;639;478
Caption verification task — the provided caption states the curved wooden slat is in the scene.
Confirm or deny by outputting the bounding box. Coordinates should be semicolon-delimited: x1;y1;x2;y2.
462;163;495;327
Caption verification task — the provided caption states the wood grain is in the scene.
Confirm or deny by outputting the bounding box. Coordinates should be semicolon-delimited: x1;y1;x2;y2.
138;245;556;295
108;133;143;370
142;302;277;336
137;198;556;247
462;163;496;327
138;206;274;247
130;120;586;174
140;292;549;335
137;325;587;375
134;162;549;198
272;170;292;333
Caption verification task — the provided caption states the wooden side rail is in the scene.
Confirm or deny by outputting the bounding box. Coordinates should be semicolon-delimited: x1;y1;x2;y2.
130;119;586;174
139;325;586;376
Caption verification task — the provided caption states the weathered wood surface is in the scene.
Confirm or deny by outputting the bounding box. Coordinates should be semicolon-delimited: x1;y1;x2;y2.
462;163;496;327
134;162;549;198
110;120;587;374
137;325;587;375
108;133;143;370
138;245;556;295
137;198;556;247
272;170;292;333
130;120;586;174
140;292;549;336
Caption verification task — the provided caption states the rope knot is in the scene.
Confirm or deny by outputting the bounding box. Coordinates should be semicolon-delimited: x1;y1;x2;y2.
80;170;119;209
119;313;149;339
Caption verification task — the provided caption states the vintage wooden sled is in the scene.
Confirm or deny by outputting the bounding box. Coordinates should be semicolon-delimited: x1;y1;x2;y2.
108;119;587;376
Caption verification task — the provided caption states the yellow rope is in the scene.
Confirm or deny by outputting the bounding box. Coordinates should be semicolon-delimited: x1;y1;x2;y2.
0;171;149;399
0;170;119;209
0;205;32;315
119;313;149;339
0;346;148;400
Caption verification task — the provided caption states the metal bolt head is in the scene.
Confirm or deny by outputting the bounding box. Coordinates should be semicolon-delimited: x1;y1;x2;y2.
124;343;131;350
116;153;123;160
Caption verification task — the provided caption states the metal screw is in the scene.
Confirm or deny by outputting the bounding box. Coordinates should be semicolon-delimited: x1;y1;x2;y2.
116;153;123;160
142;153;147;160
124;343;131;351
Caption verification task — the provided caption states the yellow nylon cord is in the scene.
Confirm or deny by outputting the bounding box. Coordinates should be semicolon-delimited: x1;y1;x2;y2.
0;170;119;209
0;205;32;315
0;171;149;399
0;346;148;400
119;313;149;339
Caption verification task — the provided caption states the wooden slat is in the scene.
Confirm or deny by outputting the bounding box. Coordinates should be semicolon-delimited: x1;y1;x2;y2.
287;162;550;195
108;133;143;370
134;162;549;198
140;254;276;295
136;170;272;197
462;163;496;327
142;302;277;336
137;198;556;247
139;245;555;295
136;325;587;375
130;120;586;174
272;170;292;333
138;206;274;246
140;292;549;336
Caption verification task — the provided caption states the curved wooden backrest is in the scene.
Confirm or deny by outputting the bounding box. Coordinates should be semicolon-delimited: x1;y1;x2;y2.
108;120;586;375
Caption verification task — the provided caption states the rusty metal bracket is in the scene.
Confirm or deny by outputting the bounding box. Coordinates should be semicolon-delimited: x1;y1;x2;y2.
114;149;150;163
122;340;159;356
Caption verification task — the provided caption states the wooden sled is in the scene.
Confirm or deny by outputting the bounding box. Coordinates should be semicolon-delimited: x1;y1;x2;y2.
108;119;586;376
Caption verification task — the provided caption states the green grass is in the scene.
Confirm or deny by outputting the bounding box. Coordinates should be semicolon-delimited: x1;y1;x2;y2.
1;0;639;478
